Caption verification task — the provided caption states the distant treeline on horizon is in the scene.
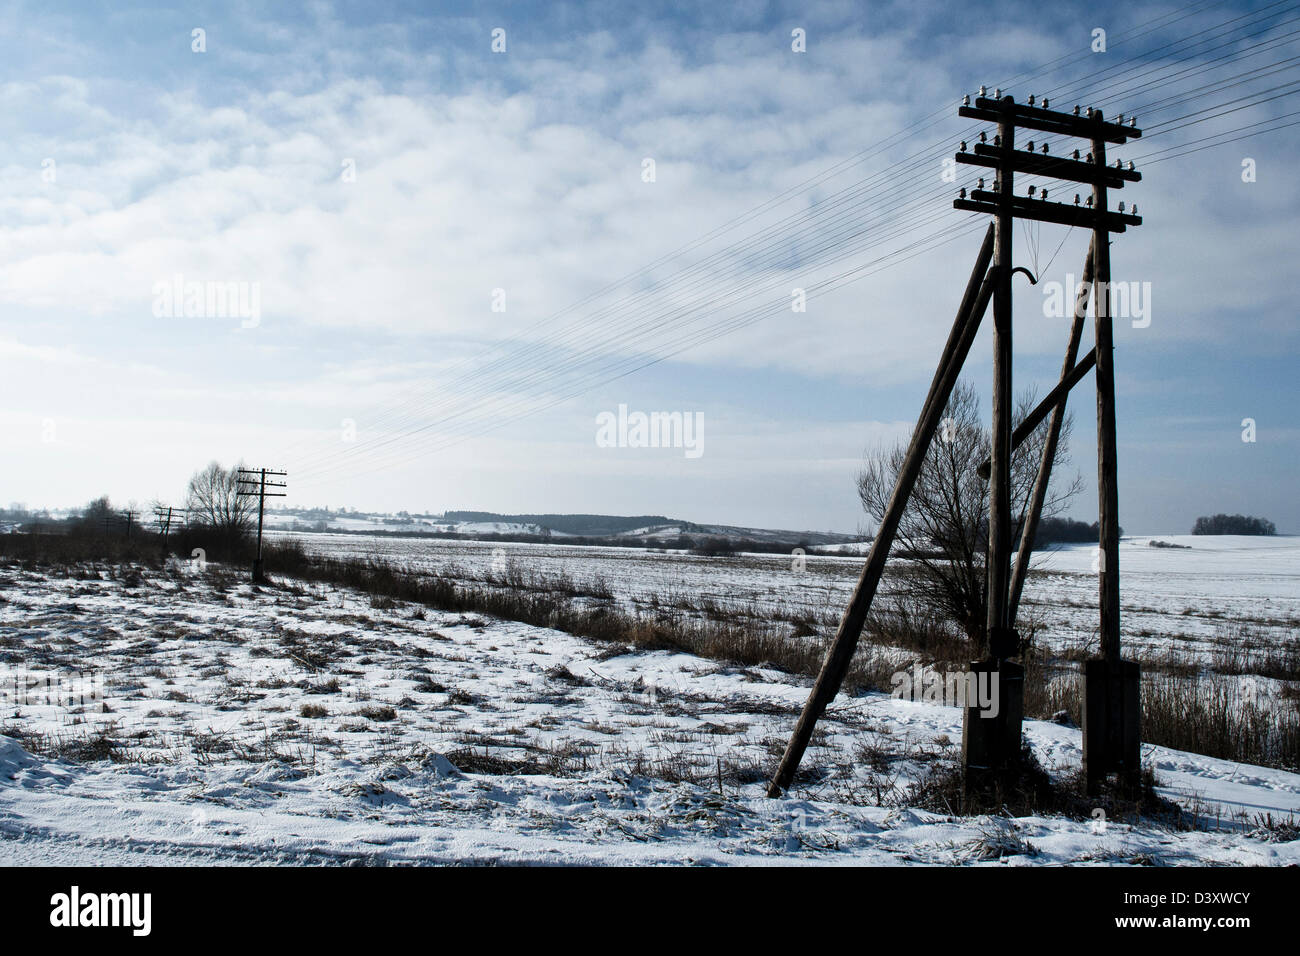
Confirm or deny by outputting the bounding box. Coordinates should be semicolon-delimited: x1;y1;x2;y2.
443;511;683;536
1191;514;1277;536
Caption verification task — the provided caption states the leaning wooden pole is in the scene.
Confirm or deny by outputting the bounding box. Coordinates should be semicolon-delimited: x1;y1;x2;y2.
1008;241;1095;621
767;225;996;797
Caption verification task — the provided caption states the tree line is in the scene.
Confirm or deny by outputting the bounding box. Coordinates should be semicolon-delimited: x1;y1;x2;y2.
10;462;257;559
1192;514;1276;536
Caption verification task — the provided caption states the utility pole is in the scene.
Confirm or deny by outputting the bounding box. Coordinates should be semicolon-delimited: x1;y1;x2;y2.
153;505;186;558
120;509;139;538
768;90;1144;799
987;95;1015;659
954;93;1143;794
1091;132;1121;666
1085;120;1140;796
236;468;287;583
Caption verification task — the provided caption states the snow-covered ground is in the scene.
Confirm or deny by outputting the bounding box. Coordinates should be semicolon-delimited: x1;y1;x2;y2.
276;531;1300;665
1;558;1296;865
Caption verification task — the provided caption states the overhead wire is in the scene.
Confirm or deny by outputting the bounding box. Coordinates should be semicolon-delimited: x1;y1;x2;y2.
286;2;1300;492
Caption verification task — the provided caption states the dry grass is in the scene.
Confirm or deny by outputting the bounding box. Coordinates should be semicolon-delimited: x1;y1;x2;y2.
906;744;1185;824
8;532;1297;776
1142;671;1299;770
256;541;896;694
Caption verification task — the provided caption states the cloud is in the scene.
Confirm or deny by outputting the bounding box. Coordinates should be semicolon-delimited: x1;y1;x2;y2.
2;1;1297;530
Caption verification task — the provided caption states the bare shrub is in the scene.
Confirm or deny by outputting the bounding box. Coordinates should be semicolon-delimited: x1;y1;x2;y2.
184;461;255;554
857;380;1082;653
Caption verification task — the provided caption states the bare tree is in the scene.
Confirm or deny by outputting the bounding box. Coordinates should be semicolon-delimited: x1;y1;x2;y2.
857;380;1082;650
77;495;116;533
185;462;255;546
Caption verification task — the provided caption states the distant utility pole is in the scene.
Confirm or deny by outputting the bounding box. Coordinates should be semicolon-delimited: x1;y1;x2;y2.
236;468;287;583
120;509;139;538
153;506;186;557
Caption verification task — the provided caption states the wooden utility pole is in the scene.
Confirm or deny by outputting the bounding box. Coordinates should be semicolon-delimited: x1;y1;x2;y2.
236;468;287;583
153;505;185;558
1091;131;1121;665
767;91;1145;799
986;98;1015;659
954;95;1142;791
1083;117;1140;795
121;509;139;538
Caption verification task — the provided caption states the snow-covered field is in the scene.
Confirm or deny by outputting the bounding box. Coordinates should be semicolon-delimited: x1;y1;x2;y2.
277;531;1300;665
1;555;1297;865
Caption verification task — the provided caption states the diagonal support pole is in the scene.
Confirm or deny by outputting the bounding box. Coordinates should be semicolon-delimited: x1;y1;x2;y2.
977;347;1096;481
767;225;997;797
1008;241;1095;622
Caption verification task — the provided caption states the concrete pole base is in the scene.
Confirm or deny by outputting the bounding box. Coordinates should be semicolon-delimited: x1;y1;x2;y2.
961;659;1024;798
1083;658;1141;796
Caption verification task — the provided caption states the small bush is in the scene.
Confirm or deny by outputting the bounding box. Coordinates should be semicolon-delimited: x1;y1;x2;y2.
546;664;589;686
690;537;736;557
304;677;341;695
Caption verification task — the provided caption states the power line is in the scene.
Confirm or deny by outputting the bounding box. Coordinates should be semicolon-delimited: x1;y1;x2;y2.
276;0;1255;464
287;4;1300;492
296;100;1299;488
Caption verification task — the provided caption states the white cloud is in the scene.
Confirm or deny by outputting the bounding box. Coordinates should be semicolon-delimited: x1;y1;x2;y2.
2;3;1296;529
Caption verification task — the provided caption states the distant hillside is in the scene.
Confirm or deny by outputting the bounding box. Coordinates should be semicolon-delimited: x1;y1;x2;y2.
443;510;853;545
443;512;675;537
264;507;858;549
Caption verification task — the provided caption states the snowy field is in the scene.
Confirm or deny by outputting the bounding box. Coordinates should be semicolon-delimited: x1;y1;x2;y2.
277;531;1300;665
1;556;1298;865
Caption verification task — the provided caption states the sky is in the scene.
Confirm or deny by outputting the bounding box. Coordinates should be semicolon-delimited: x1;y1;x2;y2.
2;0;1297;534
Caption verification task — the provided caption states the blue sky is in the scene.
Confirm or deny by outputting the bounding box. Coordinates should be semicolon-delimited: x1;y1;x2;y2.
2;0;1297;533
